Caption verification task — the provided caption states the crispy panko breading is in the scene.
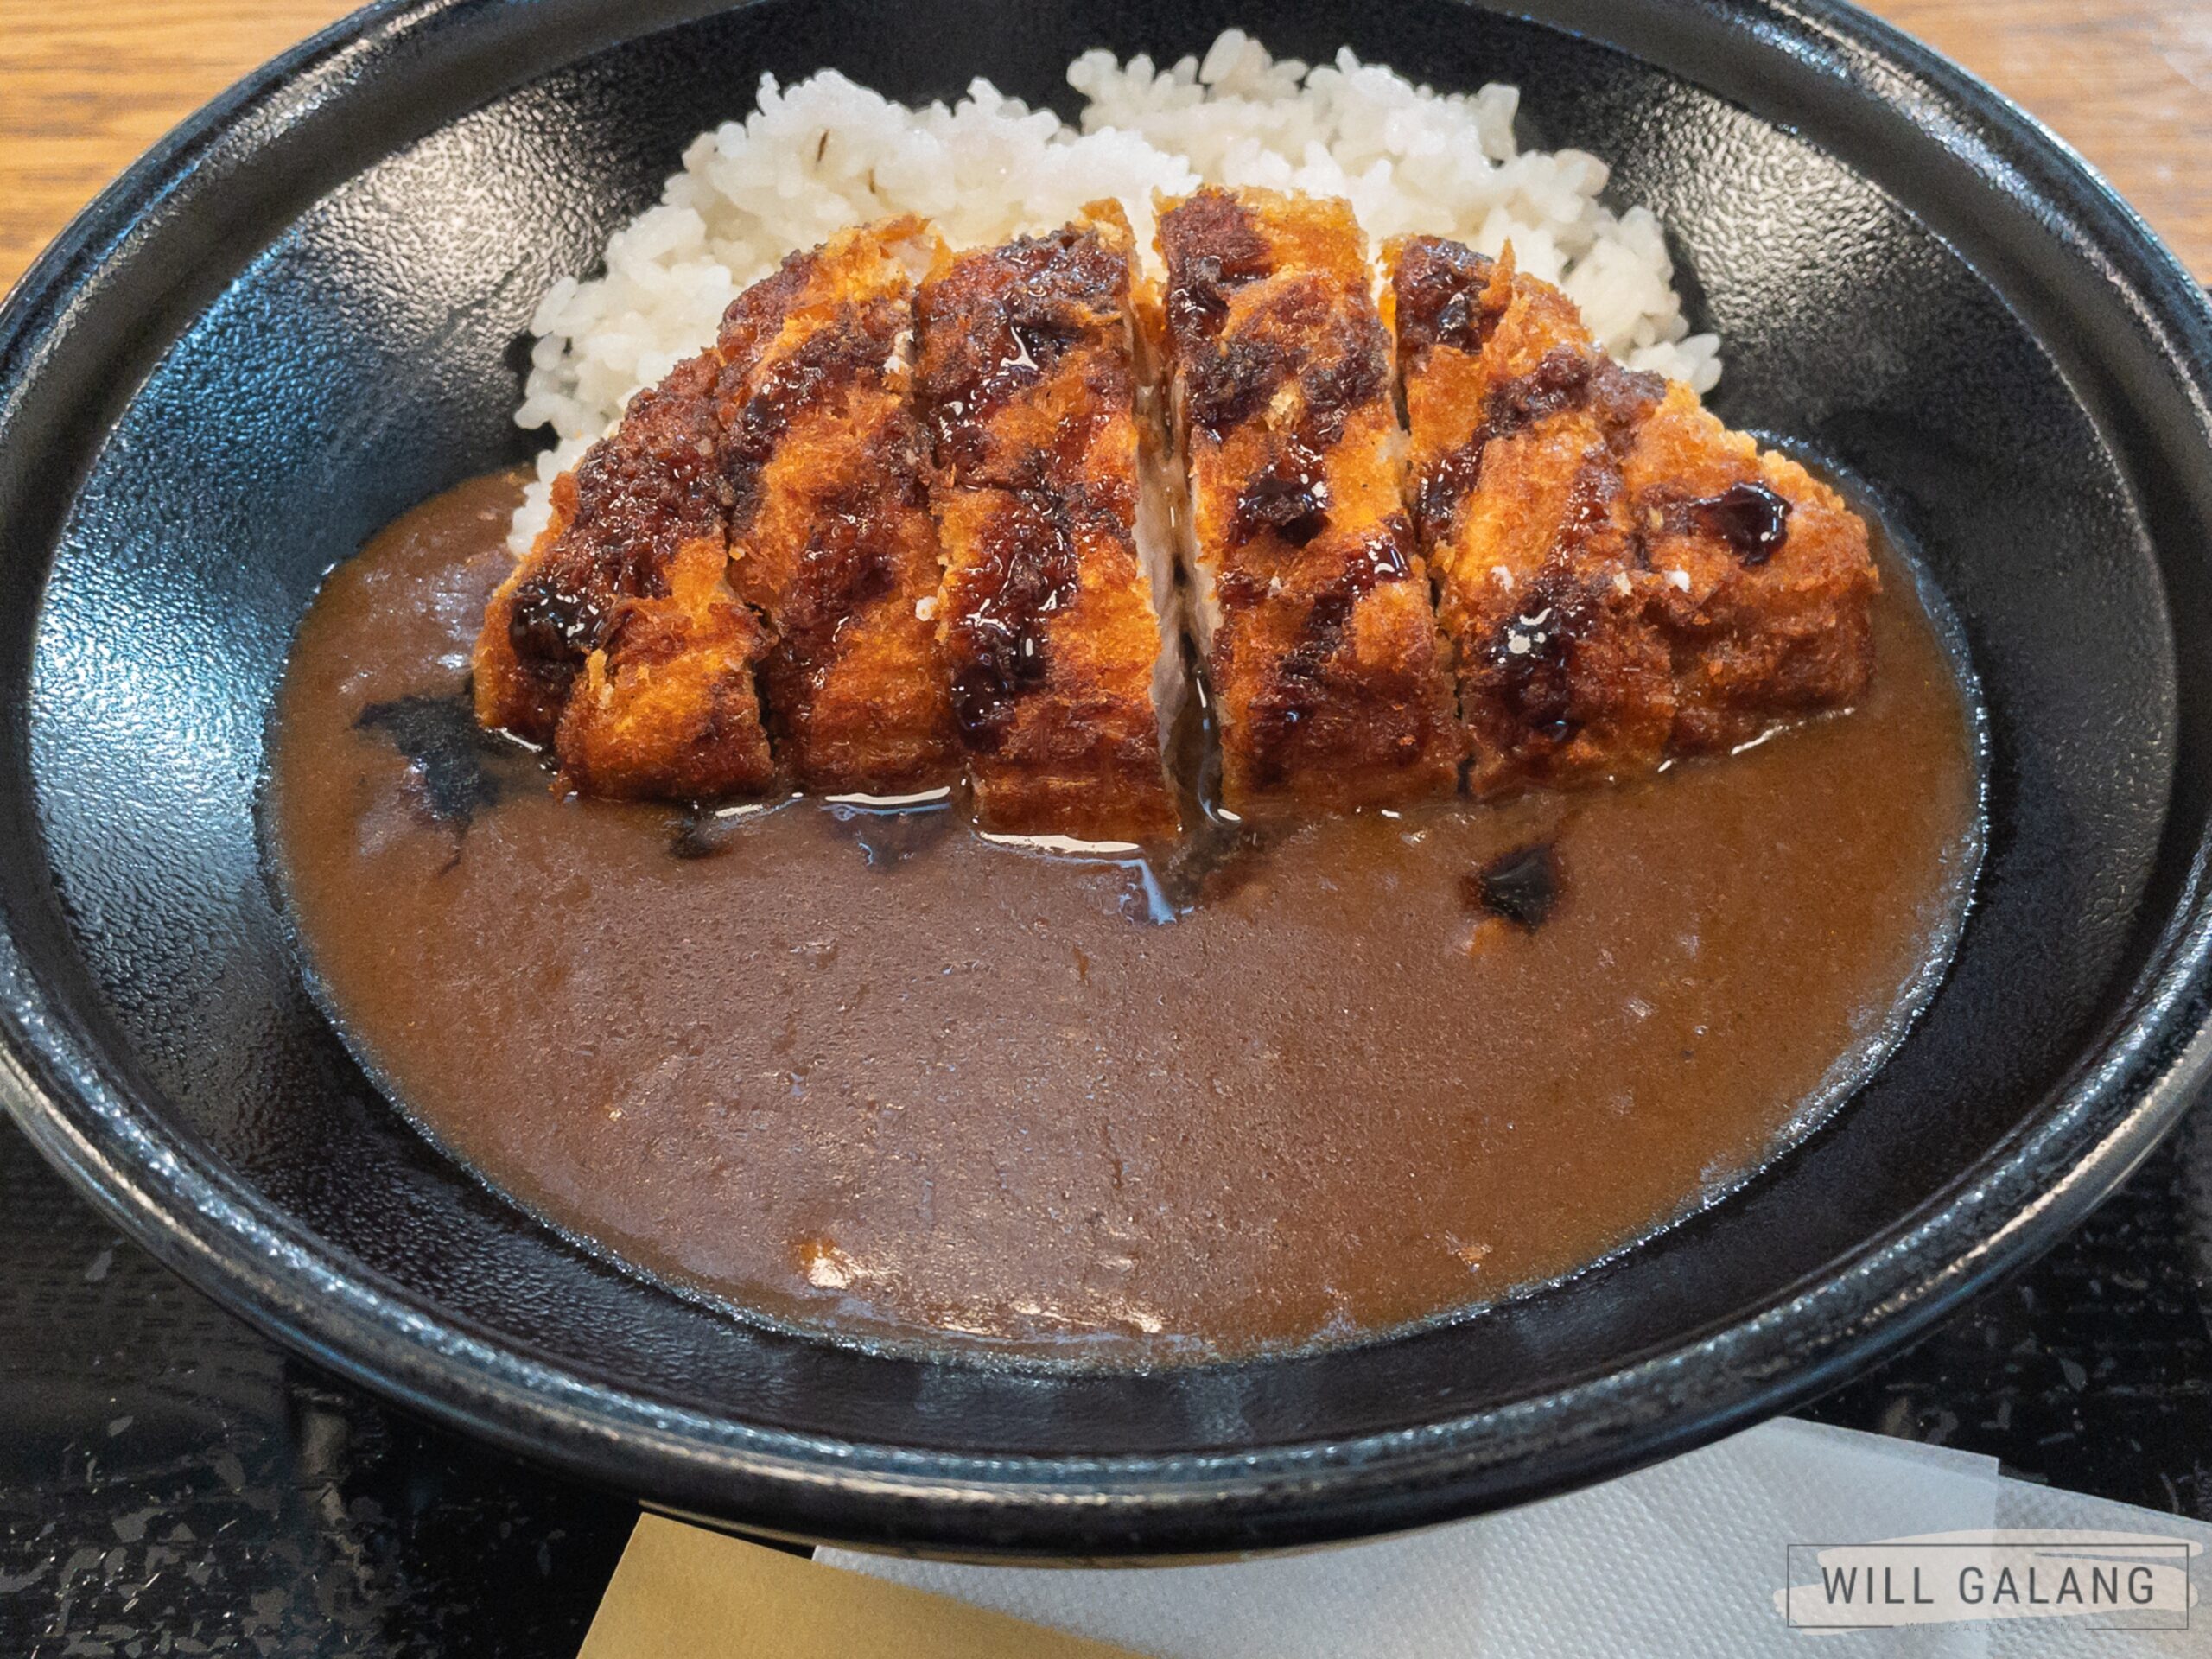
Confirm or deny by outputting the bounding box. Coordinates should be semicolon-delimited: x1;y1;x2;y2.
474;352;775;800
1624;383;1880;753
476;218;959;801
1389;237;1672;795
480;207;1876;824
713;218;959;794
1158;187;1458;815
1389;234;1877;796
916;203;1181;842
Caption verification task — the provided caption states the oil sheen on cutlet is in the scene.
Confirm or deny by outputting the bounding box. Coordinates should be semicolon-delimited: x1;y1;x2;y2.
1160;187;1458;812
917;209;1179;840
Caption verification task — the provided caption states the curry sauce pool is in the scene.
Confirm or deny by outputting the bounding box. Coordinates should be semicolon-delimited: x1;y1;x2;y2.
265;468;1980;1361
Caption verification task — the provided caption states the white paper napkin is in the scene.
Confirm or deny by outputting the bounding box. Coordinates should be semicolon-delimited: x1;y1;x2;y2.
821;1419;2212;1656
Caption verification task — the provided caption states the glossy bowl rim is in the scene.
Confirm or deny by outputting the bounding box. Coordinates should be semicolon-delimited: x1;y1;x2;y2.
3;0;2210;1555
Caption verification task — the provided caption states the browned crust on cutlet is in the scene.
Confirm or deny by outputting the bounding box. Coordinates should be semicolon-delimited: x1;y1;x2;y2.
473;353;776;800
1160;187;1457;815
1391;237;1674;795
916;202;1179;842
1624;385;1878;752
471;219;964;804
1389;233;1878;796
711;219;958;795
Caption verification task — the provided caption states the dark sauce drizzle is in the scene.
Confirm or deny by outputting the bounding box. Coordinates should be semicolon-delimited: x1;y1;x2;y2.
503;279;905;703
1464;841;1561;931
764;465;909;723
718;290;906;529
1413;350;1663;538
1392;236;1508;359
504;363;728;668
915;225;1138;748
1467;361;1662;747
1236;517;1421;787
355;692;529;831
1486;572;1603;747
1687;481;1792;566
1160;194;1429;788
1231;441;1333;546
944;490;1084;749
1159;191;1274;346
916;225;1122;480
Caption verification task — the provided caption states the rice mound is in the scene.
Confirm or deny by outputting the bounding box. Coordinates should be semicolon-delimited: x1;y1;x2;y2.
508;29;1721;550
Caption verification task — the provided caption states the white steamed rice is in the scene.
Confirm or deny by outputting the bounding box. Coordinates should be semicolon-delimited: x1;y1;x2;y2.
508;29;1721;551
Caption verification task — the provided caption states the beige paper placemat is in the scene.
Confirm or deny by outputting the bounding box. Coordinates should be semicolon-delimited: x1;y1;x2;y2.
577;1515;1141;1659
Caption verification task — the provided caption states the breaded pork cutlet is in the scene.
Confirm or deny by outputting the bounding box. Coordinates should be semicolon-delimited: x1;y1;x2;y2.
714;218;959;795
1389;237;1674;795
1389;234;1877;796
474;353;775;800
1624;378;1880;753
1158;187;1458;816
476;218;958;800
916;203;1180;842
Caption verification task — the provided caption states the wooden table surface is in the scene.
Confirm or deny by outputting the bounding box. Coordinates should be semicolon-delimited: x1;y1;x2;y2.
3;0;2209;291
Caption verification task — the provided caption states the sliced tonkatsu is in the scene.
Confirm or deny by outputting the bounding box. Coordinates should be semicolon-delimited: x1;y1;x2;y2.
714;217;959;794
479;202;1878;828
915;202;1181;842
1158;187;1459;815
477;217;957;800
474;351;776;801
1389;234;1877;797
1623;380;1880;754
1389;237;1675;796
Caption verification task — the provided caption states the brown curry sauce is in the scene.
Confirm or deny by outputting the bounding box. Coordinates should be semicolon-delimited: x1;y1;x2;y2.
266;468;1980;1362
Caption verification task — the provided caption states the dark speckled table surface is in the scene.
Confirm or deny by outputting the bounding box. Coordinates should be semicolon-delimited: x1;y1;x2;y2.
7;1103;2212;1655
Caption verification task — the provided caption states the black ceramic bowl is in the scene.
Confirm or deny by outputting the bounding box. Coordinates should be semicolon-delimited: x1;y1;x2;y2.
4;0;2211;1558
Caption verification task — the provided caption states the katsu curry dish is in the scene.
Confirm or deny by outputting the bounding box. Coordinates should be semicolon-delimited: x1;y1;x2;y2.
267;40;1980;1362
